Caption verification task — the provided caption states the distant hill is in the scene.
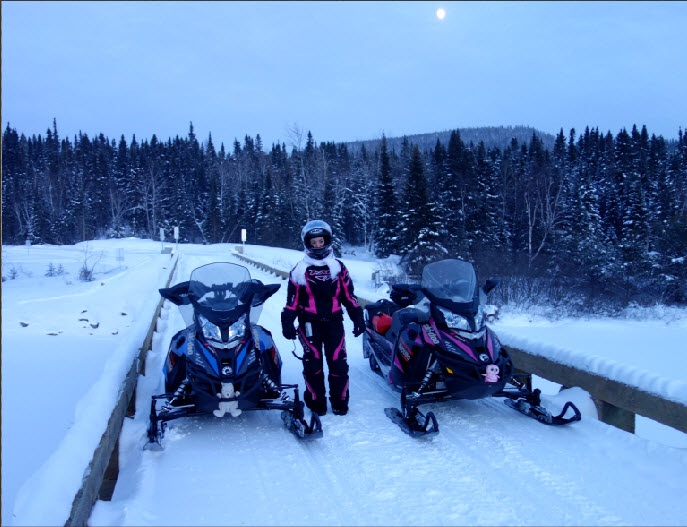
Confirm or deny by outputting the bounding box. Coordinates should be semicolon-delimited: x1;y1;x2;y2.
345;125;557;155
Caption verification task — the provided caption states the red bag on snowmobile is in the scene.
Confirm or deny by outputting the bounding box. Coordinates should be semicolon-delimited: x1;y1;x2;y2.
372;313;392;335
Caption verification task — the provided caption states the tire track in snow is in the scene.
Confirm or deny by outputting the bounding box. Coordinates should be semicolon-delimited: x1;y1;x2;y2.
99;250;687;526
434;400;625;525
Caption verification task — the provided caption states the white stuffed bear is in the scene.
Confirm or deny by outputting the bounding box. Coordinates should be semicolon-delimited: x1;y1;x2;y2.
213;382;242;417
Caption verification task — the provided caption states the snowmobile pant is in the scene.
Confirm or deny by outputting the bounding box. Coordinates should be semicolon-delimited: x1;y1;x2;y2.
297;319;349;413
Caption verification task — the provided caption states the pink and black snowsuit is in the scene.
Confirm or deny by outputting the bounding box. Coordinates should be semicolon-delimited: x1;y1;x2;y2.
281;258;364;415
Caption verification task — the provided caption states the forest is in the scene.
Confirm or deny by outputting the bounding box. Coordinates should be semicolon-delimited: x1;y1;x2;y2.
2;120;686;311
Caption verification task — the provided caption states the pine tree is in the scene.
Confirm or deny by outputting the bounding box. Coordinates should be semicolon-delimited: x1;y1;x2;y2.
400;145;446;276
374;135;398;258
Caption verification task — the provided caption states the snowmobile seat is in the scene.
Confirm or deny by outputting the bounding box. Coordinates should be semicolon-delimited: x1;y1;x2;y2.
364;299;400;318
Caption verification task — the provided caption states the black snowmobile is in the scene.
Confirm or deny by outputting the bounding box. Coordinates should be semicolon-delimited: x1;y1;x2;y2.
363;259;581;437
145;262;322;449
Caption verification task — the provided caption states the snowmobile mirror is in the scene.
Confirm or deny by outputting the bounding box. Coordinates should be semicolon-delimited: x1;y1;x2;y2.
249;282;281;306
159;281;193;306
257;283;281;305
483;279;500;295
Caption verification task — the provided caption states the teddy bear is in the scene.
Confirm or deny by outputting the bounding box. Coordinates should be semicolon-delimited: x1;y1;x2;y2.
483;364;500;383
213;382;242;417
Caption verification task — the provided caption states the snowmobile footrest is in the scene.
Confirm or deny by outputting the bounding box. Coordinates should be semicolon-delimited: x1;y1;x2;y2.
385;407;439;438
281;409;323;440
505;398;581;425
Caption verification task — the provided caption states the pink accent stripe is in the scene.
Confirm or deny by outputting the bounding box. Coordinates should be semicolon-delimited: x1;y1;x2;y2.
332;334;345;361
332;280;341;312
394;355;404;370
443;332;479;361
303;279;317;313
298;326;320;359
486;330;494;361
305;381;317;400
285;277;299;310
340;379;349;400
341;269;360;308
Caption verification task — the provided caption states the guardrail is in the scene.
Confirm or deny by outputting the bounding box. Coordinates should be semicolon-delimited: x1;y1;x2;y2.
65;256;179;527
233;249;687;436
506;347;687;434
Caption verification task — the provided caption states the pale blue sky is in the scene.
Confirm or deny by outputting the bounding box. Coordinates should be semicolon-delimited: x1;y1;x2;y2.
2;1;686;149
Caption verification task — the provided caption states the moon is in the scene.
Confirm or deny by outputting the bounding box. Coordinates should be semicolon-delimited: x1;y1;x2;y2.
436;8;446;20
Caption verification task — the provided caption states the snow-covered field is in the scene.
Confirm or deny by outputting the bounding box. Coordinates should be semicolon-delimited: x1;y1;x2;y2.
2;240;687;526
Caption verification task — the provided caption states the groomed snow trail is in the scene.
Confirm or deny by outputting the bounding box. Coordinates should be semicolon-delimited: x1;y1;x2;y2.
90;252;687;527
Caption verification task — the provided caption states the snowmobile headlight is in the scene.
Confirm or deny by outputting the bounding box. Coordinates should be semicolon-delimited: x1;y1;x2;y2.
437;306;470;331
226;314;247;342
199;315;222;342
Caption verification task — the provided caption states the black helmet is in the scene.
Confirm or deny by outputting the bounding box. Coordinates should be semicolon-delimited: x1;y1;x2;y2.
301;219;333;260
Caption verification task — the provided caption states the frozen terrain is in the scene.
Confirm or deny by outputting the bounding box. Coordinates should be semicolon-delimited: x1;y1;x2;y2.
2;240;686;526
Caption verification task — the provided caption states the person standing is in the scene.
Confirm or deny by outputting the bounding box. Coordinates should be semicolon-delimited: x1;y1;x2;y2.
281;220;366;416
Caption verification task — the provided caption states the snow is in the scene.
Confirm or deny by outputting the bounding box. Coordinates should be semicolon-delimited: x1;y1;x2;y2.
2;240;687;526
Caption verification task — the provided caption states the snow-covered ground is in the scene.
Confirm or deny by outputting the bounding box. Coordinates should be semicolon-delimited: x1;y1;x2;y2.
3;240;687;526
2;239;177;527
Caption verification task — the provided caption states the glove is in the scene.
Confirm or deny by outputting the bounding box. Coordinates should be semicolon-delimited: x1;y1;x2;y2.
283;324;297;340
281;310;298;340
352;310;366;337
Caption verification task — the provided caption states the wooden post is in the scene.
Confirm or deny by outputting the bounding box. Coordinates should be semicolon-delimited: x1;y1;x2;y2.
594;399;635;434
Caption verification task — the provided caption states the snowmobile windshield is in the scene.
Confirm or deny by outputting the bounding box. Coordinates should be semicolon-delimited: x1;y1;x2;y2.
421;259;479;315
188;262;254;326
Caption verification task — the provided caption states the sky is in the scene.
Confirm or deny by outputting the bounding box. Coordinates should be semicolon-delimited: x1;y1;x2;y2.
2;239;686;526
2;1;687;148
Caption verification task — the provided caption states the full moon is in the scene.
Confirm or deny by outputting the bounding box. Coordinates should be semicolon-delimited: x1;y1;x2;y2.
436;8;446;20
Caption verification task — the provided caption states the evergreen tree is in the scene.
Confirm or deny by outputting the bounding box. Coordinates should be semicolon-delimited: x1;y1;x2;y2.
374;135;399;257
399;145;446;276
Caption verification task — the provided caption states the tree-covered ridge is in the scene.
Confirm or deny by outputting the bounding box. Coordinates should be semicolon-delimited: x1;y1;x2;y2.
2;121;686;307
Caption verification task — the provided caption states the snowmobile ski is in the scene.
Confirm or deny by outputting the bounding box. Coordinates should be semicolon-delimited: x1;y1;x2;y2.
504;397;581;426
384;407;439;438
281;408;323;440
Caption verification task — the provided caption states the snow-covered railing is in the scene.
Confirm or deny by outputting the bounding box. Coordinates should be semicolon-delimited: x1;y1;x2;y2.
234;251;291;281
507;346;687;435
65;256;179;527
232;250;687;436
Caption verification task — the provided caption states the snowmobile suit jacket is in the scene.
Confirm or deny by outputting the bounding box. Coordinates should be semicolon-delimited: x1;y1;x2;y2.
283;260;362;323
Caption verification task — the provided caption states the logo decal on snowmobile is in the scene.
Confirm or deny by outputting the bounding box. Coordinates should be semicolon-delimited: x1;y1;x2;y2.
222;366;233;376
423;324;441;346
479;353;490;362
397;338;412;361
